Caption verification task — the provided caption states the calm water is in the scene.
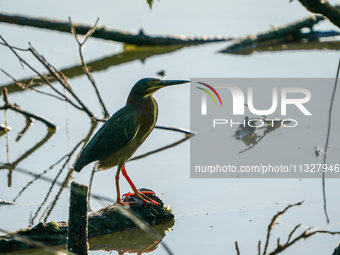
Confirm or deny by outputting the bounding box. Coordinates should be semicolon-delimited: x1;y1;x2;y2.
0;1;340;254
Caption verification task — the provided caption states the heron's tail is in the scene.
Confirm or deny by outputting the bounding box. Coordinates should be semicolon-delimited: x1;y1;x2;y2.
73;167;81;173
73;155;86;172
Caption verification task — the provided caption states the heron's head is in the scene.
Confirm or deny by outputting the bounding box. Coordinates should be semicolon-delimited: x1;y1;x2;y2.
129;78;190;98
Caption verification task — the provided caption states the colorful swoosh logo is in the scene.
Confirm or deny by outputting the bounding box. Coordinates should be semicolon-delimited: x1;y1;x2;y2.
196;82;223;106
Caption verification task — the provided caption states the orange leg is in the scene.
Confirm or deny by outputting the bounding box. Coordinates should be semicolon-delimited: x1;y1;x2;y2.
115;165;133;205
121;163;138;193
121;163;159;205
115;167;121;204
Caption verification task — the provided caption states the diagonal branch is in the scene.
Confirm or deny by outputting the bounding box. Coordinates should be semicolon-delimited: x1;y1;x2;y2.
1;68;67;103
263;201;304;255
1;88;57;129
267;228;340;255
235;241;240;255
28;43;97;119
286;224;301;243
0;36;83;111
321;55;340;223
69;17;110;118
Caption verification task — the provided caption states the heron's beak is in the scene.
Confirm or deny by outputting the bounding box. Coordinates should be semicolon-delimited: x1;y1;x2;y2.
159;80;190;87
146;80;190;95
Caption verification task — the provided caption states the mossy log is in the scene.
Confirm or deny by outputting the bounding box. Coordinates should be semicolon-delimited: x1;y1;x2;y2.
224;38;340;55
297;0;340;28
0;13;231;46
220;7;340;54
0;191;174;254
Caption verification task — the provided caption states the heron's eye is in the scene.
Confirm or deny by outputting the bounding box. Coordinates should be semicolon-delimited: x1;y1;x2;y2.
148;81;157;86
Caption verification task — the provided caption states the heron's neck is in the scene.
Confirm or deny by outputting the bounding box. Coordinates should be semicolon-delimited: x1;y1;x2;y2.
127;94;155;107
127;95;158;127
127;94;158;113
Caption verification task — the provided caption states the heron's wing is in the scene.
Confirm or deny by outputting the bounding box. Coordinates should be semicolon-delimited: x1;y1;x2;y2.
75;106;139;170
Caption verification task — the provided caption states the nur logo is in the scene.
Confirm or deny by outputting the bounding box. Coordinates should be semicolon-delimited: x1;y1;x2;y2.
196;82;312;117
196;82;223;115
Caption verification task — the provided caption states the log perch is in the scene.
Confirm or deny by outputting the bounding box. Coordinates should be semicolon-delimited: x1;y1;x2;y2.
0;189;174;253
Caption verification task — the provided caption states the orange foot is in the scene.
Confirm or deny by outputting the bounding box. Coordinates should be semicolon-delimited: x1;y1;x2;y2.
122;189;159;206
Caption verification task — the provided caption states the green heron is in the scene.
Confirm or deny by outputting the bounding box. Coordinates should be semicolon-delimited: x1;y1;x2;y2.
73;78;189;204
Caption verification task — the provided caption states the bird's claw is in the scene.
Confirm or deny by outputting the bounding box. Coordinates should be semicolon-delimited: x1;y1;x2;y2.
122;190;159;206
123;190;155;197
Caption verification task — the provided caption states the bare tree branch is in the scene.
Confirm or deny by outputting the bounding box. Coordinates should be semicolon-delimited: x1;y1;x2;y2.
267;228;340;255
286;224;301;243
297;1;340;28
1;88;57;129
235;241;240;255
0;35;83;111
1;68;67;102
263;201;304;255
321;54;340;223
28;43;97;119
69;17;110;118
235;202;340;255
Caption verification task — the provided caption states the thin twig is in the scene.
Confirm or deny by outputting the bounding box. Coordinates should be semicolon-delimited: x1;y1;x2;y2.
41;120;98;222
28;44;96;119
1;68;68;102
129;136;190;162
69;17;110;118
287;224;301;243
13;155;68;202
236;202;340;255
87;165;96;212
0;41;30;52
267;228;340;255
15;116;34;142
33;152;74;224
0;35;83;111
235;241;240;255
262;201;304;255
1;88;57;129
155;125;198;136
0;129;55;177
322;55;340;224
